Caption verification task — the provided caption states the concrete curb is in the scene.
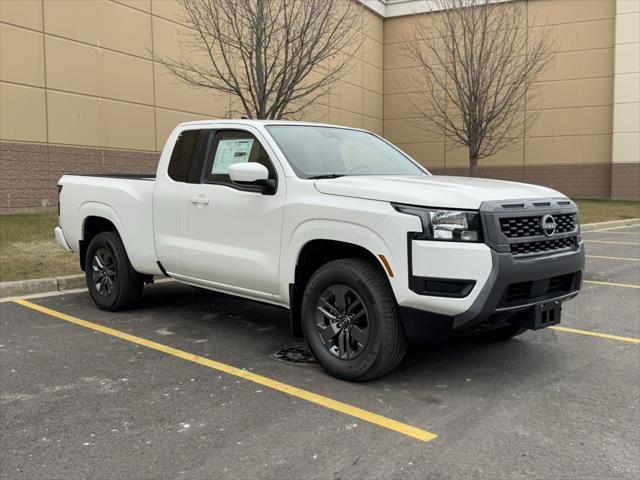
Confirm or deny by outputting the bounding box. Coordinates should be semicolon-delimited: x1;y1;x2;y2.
0;274;85;300
2;217;638;299
580;218;640;232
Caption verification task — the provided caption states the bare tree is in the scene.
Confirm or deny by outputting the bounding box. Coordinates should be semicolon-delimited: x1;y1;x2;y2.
408;0;554;176
154;0;363;120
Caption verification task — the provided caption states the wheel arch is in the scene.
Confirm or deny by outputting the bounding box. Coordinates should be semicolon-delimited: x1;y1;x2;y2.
80;214;122;271
288;235;395;337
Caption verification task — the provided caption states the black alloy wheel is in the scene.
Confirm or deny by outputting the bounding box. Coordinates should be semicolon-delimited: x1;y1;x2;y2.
314;285;370;360
85;231;144;311
91;247;117;297
301;258;407;381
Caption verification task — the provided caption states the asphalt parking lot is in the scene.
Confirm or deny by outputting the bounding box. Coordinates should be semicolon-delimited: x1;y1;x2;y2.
1;224;639;480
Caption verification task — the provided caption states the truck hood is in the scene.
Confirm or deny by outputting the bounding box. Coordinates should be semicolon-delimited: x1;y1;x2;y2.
314;175;564;209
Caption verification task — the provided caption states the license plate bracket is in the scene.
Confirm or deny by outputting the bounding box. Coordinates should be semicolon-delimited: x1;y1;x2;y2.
512;300;562;330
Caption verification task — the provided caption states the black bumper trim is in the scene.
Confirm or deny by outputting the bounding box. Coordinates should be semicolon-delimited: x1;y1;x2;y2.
398;245;585;337
409;276;476;298
452;245;585;329
494;290;579;312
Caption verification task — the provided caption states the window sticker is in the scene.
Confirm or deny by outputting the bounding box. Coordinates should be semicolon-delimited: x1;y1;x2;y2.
211;138;254;174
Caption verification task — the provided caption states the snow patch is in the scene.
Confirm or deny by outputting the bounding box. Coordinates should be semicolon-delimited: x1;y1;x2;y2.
155;328;174;336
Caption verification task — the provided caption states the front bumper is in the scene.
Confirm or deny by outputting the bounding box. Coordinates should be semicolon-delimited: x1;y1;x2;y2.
396;197;585;337
399;244;584;336
452;244;584;329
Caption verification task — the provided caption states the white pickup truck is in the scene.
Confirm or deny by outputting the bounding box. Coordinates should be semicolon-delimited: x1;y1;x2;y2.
56;120;584;380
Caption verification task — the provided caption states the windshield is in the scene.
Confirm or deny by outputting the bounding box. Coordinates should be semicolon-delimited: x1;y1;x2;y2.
265;125;426;178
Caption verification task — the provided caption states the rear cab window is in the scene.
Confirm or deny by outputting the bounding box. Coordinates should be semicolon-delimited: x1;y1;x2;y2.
168;130;207;183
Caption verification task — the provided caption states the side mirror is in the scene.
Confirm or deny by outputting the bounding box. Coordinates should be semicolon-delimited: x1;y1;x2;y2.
228;163;275;194
229;162;269;183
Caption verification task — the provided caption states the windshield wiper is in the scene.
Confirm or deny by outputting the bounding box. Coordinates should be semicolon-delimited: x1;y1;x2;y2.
307;174;345;179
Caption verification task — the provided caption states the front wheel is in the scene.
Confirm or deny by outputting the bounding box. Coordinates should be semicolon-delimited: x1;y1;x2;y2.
85;231;144;311
301;258;407;381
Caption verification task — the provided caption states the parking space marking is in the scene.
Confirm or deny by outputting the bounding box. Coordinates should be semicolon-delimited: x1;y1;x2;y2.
0;279;173;303
583;224;640;233
586;255;640;262
583;231;640;236
584;280;640;289
550;326;640;345
584;240;640;246
0;287;88;303
13;299;438;443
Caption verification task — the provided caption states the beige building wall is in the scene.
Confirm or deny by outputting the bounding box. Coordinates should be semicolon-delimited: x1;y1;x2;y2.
297;6;385;135
611;0;640;198
0;0;383;212
383;0;621;198
0;0;637;213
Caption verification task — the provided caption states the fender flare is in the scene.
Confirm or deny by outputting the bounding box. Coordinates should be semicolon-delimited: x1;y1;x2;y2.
78;202;126;241
77;202;127;269
282;219;399;299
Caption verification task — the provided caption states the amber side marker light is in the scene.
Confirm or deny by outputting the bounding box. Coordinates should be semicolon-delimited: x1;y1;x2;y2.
378;254;394;277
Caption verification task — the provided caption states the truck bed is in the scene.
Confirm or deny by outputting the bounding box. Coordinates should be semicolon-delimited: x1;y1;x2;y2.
57;174;160;275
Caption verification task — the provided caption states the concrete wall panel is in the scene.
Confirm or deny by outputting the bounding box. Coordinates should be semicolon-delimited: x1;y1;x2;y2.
47;91;101;146
0;0;43;31
0;24;45;87
0;82;47;142
45;36;100;96
100;99;155;150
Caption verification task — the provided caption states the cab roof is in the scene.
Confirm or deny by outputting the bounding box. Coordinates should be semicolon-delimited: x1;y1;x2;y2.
176;119;364;131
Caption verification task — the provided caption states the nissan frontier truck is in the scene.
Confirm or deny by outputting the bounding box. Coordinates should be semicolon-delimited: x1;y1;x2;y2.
55;120;584;380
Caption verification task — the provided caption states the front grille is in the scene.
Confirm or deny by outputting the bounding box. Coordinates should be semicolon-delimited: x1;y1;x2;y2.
510;236;578;256
554;214;576;233
500;213;576;238
481;198;581;258
500;216;542;237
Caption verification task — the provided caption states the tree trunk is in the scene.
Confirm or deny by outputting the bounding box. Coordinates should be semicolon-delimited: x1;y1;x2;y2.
469;153;479;177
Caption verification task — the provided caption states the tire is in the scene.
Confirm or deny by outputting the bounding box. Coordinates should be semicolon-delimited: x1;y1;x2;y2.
477;324;527;342
85;231;144;311
301;258;407;381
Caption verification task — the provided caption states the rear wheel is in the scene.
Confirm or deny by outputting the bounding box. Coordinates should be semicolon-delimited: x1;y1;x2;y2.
301;258;407;381
85;231;143;311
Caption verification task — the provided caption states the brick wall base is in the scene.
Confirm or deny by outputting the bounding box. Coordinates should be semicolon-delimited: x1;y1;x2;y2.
430;163;620;199
611;163;640;200
1;141;638;214
1;142;159;214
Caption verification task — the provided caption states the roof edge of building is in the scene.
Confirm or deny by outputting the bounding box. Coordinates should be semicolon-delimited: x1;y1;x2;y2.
358;0;516;18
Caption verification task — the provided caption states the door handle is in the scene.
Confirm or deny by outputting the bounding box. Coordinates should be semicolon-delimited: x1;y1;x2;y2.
190;196;210;205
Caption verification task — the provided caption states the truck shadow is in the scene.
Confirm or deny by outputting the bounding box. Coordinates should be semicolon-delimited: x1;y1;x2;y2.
135;281;561;393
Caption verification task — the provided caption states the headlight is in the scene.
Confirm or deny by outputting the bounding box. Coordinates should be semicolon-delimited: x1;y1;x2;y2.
392;204;483;242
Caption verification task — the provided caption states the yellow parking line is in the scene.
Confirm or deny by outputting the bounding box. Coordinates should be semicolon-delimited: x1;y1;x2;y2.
550;326;640;345
13;299;437;443
586;255;640;262
584;280;640;289
584;240;639;245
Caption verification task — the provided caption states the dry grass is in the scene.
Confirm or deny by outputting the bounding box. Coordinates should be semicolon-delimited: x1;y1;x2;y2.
0;199;639;282
0;213;78;282
575;199;640;225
